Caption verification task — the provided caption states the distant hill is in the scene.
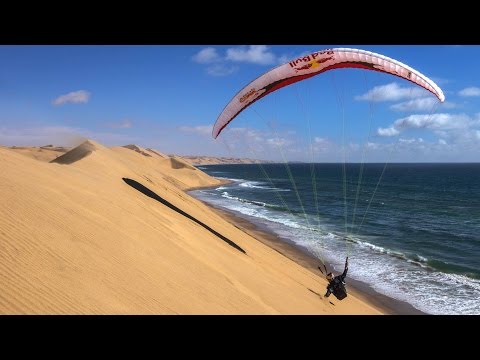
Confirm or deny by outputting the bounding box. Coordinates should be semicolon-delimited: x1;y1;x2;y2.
6;143;269;166
177;155;271;165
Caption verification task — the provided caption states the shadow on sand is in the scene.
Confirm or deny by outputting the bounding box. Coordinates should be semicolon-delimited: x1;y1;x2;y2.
122;178;246;254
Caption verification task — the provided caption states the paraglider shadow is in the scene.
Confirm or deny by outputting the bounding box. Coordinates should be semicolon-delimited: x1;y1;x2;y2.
308;288;321;296
122;178;246;254
307;288;335;305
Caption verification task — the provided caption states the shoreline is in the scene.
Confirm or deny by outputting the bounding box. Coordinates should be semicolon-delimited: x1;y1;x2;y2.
187;184;425;315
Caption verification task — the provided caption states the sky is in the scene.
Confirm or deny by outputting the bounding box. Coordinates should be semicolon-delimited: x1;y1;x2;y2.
0;45;479;162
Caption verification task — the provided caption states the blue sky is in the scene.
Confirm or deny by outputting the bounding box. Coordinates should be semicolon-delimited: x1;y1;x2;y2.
0;45;479;162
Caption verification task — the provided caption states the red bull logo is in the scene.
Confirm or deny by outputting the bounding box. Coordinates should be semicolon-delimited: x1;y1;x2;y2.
289;50;335;72
293;56;334;72
239;88;257;103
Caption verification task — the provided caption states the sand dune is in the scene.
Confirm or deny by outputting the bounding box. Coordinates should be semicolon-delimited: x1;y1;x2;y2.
8;145;70;162
122;144;154;158
51;140;100;165
0;140;382;314
146;148;167;158
168;156;197;171
6;143;255;166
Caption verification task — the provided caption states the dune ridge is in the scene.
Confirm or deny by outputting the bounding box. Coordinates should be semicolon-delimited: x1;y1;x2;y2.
0;140;382;314
50;140;101;165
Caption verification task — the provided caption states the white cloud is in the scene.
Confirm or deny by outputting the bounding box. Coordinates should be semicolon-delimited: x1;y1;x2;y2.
228;127;264;143
377;113;474;137
334;136;473;162
218;126;300;159
458;87;480;97
170;108;480;162
390;97;456;112
197;121;480;162
399;113;471;130
226;45;276;65
178;125;212;136
206;64;238;77
355;82;428;102
192;47;220;64
193;46;297;77
375;113;480;158
52;90;90;106
314;137;328;144
266;137;291;147
377;127;400;137
398;138;416;144
366;142;381;150
312;137;333;153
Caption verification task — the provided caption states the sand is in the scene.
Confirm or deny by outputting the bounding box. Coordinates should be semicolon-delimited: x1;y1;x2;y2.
0;140;386;314
195;199;424;315
7;145;70;162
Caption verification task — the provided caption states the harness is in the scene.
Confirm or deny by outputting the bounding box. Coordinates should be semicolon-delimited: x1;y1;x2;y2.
320;262;348;301
329;277;347;300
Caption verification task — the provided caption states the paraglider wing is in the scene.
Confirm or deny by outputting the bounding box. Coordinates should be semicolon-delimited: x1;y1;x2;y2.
212;48;445;139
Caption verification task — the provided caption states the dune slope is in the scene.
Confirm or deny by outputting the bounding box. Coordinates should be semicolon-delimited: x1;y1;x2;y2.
0;141;381;314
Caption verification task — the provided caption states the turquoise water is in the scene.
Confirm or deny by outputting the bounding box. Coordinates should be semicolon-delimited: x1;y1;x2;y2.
190;163;480;314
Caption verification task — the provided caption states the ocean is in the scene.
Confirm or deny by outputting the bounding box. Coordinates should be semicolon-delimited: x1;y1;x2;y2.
189;163;480;315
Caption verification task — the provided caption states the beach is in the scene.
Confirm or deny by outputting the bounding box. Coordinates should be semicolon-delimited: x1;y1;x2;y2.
193;196;424;315
1;141;391;314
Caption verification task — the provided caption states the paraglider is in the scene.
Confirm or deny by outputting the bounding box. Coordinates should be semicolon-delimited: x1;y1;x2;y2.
212;47;445;139
211;47;446;303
